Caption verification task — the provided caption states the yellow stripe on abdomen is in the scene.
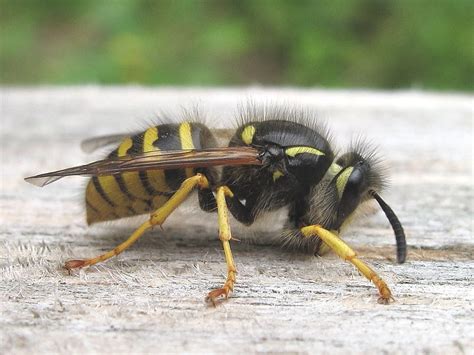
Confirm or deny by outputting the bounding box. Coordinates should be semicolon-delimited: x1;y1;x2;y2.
85;124;189;224
117;136;151;199
86;181;110;213
179;122;195;178
142;126;171;192
86;180;117;223
96;175;130;205
143;126;158;151
131;199;151;214
90;138;132;206
117;137;133;156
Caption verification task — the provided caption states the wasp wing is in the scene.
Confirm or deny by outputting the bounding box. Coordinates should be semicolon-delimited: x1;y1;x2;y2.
80;133;136;154
25;147;262;187
81;129;236;153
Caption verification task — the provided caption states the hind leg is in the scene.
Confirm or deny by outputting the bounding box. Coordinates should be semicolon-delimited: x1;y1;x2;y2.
65;174;210;270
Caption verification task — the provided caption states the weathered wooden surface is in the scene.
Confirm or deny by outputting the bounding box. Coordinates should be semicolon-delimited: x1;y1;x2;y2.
1;87;473;354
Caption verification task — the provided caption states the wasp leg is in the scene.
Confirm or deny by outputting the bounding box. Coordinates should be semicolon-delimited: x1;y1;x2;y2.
205;186;237;306
301;225;393;304
225;192;256;225
65;173;210;270
198;187;217;212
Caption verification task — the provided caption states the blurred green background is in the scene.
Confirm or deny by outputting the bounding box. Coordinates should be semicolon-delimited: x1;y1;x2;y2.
1;0;472;90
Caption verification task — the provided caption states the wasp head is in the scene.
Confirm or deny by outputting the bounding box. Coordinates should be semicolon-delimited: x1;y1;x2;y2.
306;141;406;263
332;148;385;228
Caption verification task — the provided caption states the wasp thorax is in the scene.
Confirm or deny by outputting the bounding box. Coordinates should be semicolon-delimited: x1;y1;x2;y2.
259;144;285;165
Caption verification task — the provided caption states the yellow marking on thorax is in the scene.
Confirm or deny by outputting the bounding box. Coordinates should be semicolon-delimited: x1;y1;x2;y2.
241;125;256;145
179;122;195;178
336;167;353;199
273;170;284;181
285;146;325;157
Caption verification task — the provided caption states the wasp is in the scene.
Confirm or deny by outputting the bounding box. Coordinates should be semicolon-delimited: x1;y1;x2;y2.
25;106;406;305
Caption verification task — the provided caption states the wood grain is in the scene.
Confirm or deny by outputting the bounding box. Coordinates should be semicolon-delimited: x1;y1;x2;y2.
1;87;473;354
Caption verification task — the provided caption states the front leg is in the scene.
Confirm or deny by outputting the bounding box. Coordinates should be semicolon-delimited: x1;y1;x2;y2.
301;225;393;304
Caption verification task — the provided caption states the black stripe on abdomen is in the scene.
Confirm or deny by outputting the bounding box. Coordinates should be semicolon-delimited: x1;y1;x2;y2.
92;177;116;207
114;174;136;200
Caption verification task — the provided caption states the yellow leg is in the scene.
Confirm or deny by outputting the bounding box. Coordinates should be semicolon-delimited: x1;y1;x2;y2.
301;225;393;304
65;174;210;270
205;186;237;306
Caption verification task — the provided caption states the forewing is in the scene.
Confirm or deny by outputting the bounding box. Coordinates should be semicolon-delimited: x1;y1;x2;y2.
25;147;262;187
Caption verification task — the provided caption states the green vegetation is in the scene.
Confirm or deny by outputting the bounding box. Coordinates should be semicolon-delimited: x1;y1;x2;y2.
1;0;472;90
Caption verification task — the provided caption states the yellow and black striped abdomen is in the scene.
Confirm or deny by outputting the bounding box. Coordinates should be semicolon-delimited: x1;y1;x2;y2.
85;122;217;224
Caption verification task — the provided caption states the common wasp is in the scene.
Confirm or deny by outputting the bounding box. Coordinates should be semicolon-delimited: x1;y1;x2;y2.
25;105;406;305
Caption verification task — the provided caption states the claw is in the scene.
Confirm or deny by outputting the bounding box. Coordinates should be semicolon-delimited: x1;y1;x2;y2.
377;295;395;305
64;259;88;270
205;287;230;306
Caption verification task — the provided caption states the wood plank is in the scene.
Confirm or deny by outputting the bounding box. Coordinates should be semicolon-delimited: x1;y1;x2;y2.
1;87;473;354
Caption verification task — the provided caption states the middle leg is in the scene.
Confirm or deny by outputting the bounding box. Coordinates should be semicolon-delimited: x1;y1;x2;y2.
206;186;237;305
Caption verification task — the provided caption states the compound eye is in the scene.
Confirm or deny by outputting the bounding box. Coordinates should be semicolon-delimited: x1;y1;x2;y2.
347;167;363;188
336;167;366;226
336;164;369;203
